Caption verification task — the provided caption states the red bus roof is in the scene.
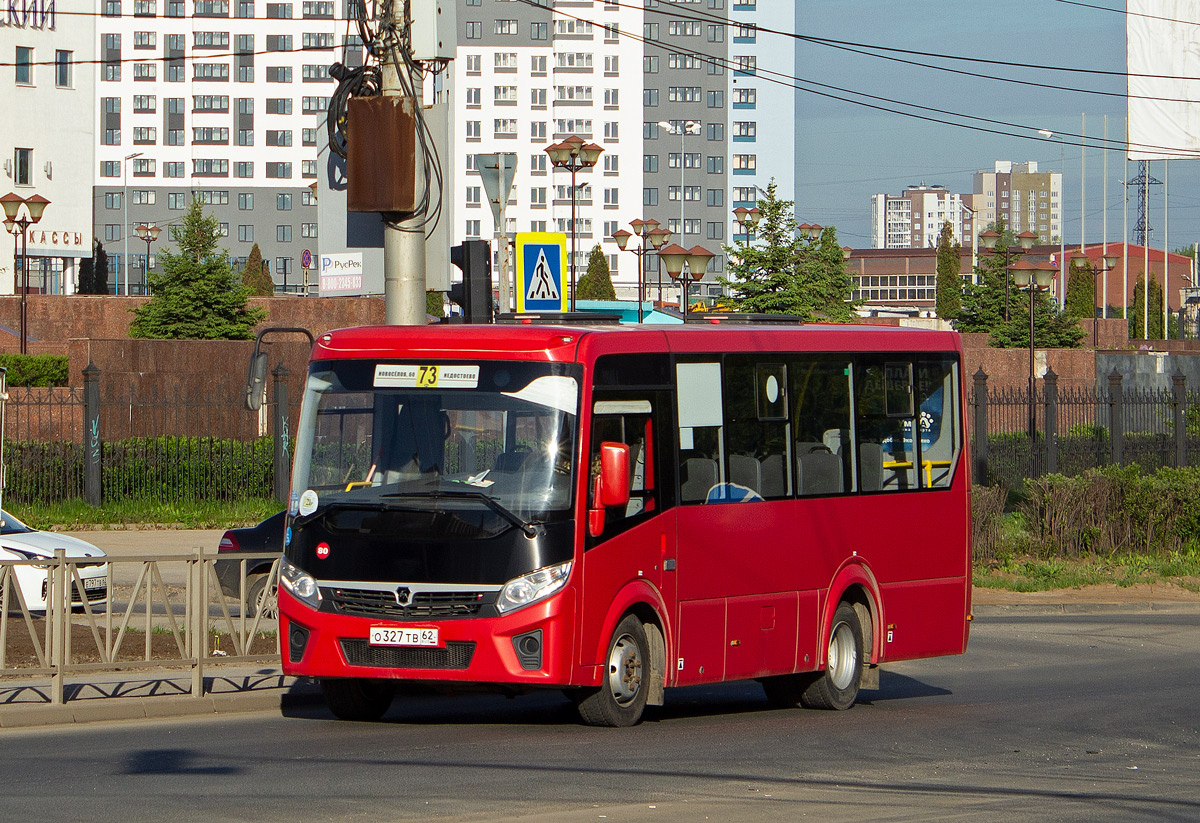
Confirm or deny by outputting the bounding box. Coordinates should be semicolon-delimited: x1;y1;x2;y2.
311;323;963;364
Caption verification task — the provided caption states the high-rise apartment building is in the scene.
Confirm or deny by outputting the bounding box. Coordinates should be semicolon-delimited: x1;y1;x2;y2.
452;0;732;304
92;0;348;293
870;185;975;250
971;161;1061;243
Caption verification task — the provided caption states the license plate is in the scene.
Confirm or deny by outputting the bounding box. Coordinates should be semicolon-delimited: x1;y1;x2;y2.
369;626;439;647
83;576;107;591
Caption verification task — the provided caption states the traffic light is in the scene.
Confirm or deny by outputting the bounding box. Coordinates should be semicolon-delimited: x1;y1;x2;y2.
449;240;493;324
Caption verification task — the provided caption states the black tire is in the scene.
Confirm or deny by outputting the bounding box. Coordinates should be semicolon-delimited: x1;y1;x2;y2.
759;672;821;709
576;615;650;727
800;602;864;711
246;574;279;620
320;678;395;721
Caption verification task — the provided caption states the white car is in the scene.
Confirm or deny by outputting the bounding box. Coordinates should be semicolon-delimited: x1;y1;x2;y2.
0;510;109;611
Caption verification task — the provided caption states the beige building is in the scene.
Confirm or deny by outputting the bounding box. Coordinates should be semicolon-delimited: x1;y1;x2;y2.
970;161;1061;243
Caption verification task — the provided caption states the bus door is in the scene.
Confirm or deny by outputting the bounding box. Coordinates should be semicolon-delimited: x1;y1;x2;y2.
580;388;676;681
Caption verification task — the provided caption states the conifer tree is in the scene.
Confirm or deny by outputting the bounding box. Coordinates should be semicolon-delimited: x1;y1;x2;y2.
129;200;266;339
241;243;274;296
576;244;616;300
934;221;962;320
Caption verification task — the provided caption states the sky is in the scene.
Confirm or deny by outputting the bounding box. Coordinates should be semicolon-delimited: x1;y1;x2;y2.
783;0;1196;252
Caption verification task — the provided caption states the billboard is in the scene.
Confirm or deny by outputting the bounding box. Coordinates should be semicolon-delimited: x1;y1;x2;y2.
1127;0;1200;160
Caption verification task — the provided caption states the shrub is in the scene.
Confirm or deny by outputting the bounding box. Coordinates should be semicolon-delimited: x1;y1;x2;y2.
0;354;69;387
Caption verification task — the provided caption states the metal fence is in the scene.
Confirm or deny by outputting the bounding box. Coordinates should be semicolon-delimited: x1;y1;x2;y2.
970;367;1200;488
2;364;295;507
0;551;280;705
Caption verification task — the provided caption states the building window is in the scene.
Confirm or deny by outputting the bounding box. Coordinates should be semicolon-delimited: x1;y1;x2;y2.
531;22;547;40
277;225;293;242
134;95;156;112
301;222;317;238
239;193;254;209
267;35;291;51
168;192;187;209
267;98;293;114
164;162;185;178
643;188;658;207
302;0;332;16
239;225;254;242
101;161;120;178
266;1;291;16
192;159;226;176
267;130;293;146
302;127;318;146
15;46;33;85
235;162;253;177
105;192;123;209
302;96;328;113
54;50;72;88
644;55;659;73
706;156;724;174
267;67;293;83
465;21;481;39
530;55;546;74
302;64;330;82
493;19;516;35
302;32;334;49
707;90;724;108
133;127;157;144
277;193;293;210
194;0;230;15
302;159;317;177
134;31;156;49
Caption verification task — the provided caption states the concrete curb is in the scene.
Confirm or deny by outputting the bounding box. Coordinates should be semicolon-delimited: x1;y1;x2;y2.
0;672;323;729
972;601;1200;617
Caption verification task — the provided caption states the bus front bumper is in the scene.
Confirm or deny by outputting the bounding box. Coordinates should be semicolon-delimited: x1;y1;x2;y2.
278;586;578;688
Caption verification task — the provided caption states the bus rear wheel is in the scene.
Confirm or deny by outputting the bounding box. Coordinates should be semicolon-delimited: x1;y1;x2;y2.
801;602;864;711
576;615;650;727
320;677;395;721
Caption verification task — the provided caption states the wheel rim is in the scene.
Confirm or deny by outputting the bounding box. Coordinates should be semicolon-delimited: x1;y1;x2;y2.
607;632;643;707
827;620;858;691
255;584;279;620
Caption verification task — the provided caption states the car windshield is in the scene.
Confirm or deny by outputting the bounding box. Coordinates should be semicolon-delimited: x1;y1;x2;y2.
290;360;580;520
0;510;34;535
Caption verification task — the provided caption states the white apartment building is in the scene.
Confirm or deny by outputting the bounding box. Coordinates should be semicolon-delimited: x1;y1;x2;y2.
728;1;796;247
870;185;974;250
2;0;95;295
92;0;346;293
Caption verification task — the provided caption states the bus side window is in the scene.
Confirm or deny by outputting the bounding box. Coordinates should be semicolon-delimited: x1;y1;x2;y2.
915;359;960;488
590;400;657;539
722;356;789;500
855;360;918;492
789;358;852;496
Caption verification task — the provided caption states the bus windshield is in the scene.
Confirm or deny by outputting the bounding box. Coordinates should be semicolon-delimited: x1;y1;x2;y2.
290;360;580;523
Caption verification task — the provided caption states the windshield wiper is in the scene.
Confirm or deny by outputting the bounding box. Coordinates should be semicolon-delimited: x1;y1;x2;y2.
381;490;539;538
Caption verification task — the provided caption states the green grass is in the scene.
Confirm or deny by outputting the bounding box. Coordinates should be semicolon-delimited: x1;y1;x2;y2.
973;548;1200;592
7;497;283;530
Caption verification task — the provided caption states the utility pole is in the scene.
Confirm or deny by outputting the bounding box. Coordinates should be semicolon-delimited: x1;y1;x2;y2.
381;5;426;326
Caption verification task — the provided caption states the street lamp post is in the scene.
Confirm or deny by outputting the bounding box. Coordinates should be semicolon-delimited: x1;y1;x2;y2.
612;219;672;323
1012;260;1055;443
1;192;50;354
659;243;715;322
732;206;762;243
122;152;142;296
979;228;1037;322
1072;253;1118;348
544;135;603;311
135;223;161;296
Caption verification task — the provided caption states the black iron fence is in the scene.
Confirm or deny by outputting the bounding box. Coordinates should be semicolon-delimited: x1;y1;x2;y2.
970;367;1200;489
3;364;295;507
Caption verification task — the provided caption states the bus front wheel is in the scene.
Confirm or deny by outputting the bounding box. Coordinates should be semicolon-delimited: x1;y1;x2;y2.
576;615;650;727
320;677;395;721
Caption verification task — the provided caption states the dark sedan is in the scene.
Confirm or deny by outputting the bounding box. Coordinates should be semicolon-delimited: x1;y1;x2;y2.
215;511;285;618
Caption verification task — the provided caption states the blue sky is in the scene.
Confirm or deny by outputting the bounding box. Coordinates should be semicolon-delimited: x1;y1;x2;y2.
786;0;1195;251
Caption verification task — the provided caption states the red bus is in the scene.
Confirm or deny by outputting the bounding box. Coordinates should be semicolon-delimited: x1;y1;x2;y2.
278;321;971;726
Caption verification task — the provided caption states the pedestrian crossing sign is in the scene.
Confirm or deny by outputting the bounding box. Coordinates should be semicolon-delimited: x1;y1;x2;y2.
515;232;568;312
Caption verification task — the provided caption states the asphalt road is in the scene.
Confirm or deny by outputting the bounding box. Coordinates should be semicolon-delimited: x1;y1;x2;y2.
1;610;1197;822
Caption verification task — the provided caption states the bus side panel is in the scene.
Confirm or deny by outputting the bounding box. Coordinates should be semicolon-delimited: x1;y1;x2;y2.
675;598;726;685
578;513;676;679
725;591;812;681
877;578;970;661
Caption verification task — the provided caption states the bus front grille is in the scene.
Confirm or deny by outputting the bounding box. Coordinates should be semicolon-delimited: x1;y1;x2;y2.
340;639;476;670
328;587;488;619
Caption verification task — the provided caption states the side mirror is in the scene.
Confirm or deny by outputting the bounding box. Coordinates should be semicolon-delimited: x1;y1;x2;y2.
244;351;268;411
588;442;630;537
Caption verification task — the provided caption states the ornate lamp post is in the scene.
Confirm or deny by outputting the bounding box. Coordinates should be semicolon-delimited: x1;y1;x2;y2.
980;228;1036;322
659;243;715;322
135;223;161;296
1;191;50;354
1011;260;1056;443
612;220;672;323
732;206;761;241
1071;252;1118;347
545;135;603;311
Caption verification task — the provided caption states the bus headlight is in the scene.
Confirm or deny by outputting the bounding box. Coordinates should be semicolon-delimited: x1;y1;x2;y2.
280;557;321;609
496;562;572;615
